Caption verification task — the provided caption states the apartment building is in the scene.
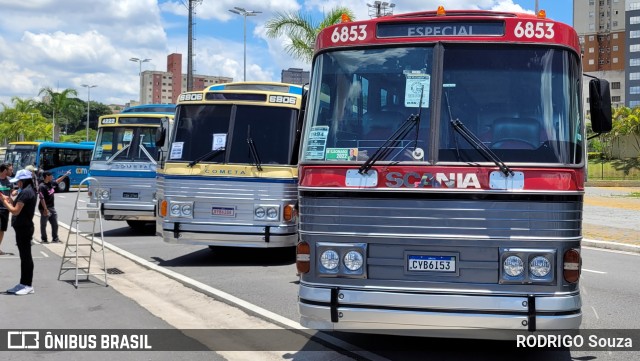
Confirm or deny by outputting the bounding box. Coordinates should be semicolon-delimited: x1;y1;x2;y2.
139;53;233;104
574;0;640;108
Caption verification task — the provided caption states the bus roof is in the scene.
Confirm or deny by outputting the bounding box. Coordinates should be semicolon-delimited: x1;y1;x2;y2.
8;141;94;149
207;81;304;95
121;104;176;114
316;8;580;55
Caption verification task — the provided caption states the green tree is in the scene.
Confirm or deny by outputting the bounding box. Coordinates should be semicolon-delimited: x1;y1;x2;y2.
0;97;51;143
37;87;79;141
265;7;355;63
612;105;640;155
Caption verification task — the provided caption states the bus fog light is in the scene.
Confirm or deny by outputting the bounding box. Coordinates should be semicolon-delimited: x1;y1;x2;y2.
320;250;340;270
529;256;551;277
344;251;364;271
504;255;524;277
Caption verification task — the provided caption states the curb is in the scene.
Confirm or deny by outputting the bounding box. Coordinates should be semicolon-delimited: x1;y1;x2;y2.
583;238;640;254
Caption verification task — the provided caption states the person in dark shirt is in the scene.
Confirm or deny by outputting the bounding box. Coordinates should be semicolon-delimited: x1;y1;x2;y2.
1;169;38;295
0;163;12;255
38;170;70;243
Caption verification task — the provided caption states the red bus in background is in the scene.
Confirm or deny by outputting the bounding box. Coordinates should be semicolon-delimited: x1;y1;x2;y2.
295;7;612;337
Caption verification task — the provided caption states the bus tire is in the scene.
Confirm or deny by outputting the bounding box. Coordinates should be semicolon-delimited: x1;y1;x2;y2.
56;178;69;192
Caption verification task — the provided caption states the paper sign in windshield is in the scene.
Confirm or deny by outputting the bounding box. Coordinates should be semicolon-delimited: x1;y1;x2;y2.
123;130;134;142
325;148;358;161
170;142;184;159
405;71;430;108
212;133;226;151
305;126;329;160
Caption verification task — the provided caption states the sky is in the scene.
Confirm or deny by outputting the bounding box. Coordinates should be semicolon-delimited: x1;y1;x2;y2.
0;0;572;106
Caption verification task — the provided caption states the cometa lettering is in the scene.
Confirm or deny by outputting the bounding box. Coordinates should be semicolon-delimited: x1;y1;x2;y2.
385;172;481;189
408;25;473;37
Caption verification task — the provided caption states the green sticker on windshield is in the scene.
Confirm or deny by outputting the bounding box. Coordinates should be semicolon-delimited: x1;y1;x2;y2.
325;148;358;161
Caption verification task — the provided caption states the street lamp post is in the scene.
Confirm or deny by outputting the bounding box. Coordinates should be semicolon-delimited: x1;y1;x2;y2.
229;7;261;82
81;84;97;141
129;57;151;102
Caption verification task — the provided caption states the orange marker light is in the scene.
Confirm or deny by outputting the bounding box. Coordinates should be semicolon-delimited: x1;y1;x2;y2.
437;6;446;16
160;200;168;217
537;10;546;19
341;13;351;23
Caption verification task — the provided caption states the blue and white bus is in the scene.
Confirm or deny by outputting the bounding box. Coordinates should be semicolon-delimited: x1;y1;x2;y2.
89;106;174;229
4;141;94;192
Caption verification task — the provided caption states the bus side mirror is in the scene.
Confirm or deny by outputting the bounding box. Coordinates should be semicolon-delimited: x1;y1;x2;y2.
589;78;613;134
155;117;169;146
155;128;166;147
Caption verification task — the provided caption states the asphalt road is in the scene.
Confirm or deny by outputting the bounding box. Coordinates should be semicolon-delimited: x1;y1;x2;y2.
49;188;639;360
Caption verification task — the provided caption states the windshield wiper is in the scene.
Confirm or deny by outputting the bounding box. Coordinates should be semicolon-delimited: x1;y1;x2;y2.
137;134;157;165
445;92;513;177
188;148;225;167
106;143;131;164
359;86;425;175
246;125;263;171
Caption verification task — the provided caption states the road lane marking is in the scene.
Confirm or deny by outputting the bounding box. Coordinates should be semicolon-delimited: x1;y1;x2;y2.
40;251;49;258
583;269;606;274
591;306;600;320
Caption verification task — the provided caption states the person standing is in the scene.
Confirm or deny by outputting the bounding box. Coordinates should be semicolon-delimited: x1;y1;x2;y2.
0;164;12;255
1;169;37;295
38;170;70;243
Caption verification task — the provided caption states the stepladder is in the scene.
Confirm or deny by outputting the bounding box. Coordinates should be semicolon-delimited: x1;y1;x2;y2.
58;177;108;288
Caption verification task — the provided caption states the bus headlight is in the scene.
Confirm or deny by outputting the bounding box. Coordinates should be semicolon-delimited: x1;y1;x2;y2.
266;207;278;220
503;256;524;277
169;201;194;218
344;251;364;271
320;250;340;271
317;242;367;278
529;256;551;277
181;204;193;217
98;189;110;200
254;204;280;221
500;248;556;284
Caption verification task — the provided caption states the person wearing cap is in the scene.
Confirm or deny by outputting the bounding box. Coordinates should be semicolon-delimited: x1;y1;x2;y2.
0;164;12;255
0;169;38;295
38;170;70;243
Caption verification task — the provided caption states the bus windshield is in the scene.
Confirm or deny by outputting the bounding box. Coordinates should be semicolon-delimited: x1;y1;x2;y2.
5;145;37;170
302;44;583;165
94;127;159;162
172;105;298;165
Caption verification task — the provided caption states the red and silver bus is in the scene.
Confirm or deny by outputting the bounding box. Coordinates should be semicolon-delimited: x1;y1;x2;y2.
296;7;612;336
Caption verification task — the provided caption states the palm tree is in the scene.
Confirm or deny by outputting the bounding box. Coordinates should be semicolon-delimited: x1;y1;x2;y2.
0;98;50;142
38;87;79;141
265;7;355;63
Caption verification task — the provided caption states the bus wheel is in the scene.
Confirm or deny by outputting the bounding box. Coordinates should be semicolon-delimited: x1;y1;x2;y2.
56;178;69;192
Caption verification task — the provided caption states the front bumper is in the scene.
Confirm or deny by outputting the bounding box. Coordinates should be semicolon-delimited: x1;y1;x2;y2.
161;222;297;248
102;202;155;221
298;284;581;338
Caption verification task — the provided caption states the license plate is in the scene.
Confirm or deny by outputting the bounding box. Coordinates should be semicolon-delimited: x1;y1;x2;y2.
212;207;235;217
407;255;456;272
122;192;138;199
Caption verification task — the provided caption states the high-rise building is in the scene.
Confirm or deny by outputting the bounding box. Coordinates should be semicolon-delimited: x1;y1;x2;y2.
573;0;629;107
281;68;310;85
139;53;233;104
